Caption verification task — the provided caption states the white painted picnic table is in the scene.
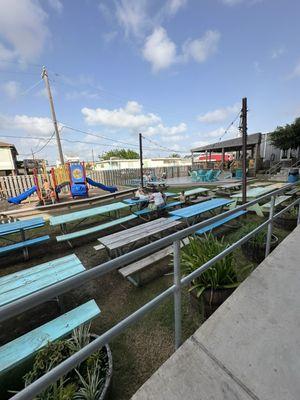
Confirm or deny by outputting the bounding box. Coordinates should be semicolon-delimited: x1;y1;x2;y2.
182;187;210;197
97;217;181;257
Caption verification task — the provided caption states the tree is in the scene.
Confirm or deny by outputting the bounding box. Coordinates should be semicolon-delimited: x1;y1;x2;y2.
169;153;181;158
270;117;300;151
101;149;139;160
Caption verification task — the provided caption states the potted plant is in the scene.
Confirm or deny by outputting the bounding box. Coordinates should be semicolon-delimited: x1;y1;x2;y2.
9;324;113;400
274;206;298;231
180;234;239;319
239;222;278;263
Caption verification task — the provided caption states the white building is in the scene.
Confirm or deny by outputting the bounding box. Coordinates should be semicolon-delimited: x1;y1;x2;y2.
0;141;18;176
94;157;192;170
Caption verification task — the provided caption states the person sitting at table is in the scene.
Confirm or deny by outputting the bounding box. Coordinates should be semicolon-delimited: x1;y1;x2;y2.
149;188;166;216
179;190;186;204
135;187;149;209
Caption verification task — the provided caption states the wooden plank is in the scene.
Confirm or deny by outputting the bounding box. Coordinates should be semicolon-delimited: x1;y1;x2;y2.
102;219;181;251
0;255;80;288
0;300;100;374
169;198;233;219
0;217;45;236
56;214;137;242
0;257;85;306
120;238;190;277
261;195;291;210
195;210;246;235
0;235;50;256
94;243;105;251
49;201;129;226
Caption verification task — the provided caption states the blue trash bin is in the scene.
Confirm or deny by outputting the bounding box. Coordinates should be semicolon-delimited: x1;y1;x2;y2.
288;168;299;183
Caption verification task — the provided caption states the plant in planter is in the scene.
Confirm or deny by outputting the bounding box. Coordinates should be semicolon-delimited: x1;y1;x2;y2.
11;324;112;400
180;234;239;319
274;206;298;231
238;222;278;263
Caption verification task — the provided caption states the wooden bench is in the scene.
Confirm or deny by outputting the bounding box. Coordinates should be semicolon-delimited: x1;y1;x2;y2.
195;210;247;235
0;300;100;375
285;188;299;196
261;195;291;212
119;238;190;286
56;214;137;242
134;201;184;219
0;217;49;260
0;254;85;306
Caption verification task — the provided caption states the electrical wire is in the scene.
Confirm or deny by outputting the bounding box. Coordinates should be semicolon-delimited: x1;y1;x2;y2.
142;135;189;154
20;79;43;96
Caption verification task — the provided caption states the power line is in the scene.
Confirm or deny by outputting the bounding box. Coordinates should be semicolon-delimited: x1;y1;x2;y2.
142;135;189;154
20;79;43;96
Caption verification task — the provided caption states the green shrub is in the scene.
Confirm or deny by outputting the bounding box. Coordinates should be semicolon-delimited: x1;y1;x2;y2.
180;234;239;298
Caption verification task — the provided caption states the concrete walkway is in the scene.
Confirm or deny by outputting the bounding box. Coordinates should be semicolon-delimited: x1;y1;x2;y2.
132;226;300;400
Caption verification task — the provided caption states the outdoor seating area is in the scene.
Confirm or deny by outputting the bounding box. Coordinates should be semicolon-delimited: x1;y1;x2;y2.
190;169;221;182
1;179;300;399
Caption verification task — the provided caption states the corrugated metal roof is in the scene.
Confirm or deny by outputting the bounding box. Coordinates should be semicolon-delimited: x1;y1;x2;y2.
191;133;261;152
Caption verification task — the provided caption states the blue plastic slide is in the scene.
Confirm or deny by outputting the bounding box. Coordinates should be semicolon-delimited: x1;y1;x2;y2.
86;177;118;193
7;185;37;205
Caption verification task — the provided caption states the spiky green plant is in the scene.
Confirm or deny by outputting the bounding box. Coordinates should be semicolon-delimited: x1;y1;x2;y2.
74;361;104;400
180;234;238;298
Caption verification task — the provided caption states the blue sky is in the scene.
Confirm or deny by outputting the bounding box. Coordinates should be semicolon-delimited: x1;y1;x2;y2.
0;0;299;163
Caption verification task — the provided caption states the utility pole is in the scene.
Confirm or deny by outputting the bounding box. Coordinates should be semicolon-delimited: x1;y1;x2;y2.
241;97;248;204
139;133;144;187
41;66;64;165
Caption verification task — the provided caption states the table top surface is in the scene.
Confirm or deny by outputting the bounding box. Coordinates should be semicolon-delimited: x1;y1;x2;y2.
0;254;84;306
169;198;233;218
99;217;181;250
231;185;279;199
49;201;129;225
0;217;45;236
184;187;210;196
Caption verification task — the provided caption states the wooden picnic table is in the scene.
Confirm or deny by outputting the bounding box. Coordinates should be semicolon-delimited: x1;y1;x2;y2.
0;254;84;307
169;198;234;225
182;187;210;199
97;217;182;257
0;217;49;260
123;192;178;208
229;184;286;216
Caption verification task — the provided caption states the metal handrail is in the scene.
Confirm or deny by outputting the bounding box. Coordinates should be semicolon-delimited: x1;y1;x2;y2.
266;160;282;176
6;181;300;400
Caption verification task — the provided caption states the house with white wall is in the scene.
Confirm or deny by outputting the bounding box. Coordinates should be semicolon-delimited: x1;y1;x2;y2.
0;142;18;176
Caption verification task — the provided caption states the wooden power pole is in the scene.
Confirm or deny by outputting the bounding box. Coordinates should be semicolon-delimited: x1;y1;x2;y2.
42;66;64;165
139;133;144;187
241;97;248;204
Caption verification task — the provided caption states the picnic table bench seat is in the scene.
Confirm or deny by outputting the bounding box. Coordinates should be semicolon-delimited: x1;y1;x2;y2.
195;210;246;235
0;300;100;375
56;214;137;242
0;235;50;256
119;238;190;286
134;201;184;218
0;217;49;260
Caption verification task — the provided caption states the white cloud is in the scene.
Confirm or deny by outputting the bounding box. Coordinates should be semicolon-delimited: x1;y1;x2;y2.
289;61;300;79
142;27;177;72
271;47;285;59
202;125;239;139
115;0;149;38
165;0;187;16
47;0;63;13
2;81;21;99
143;27;220;72
183;30;220;63
82;101;161;129
0;114;56;137
0;0;49;63
81;100;187;139
143;122;187;137
198;103;240;124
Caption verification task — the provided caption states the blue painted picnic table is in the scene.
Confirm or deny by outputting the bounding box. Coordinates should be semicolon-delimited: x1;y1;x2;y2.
0;254;85;307
49;201;129;226
0;217;49;259
169;198;234;225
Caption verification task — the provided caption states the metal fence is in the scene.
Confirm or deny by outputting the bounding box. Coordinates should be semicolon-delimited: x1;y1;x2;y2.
2;182;300;400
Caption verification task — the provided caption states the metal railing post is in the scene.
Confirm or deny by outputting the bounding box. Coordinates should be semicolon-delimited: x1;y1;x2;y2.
297;202;300;226
265;195;275;258
173;240;182;350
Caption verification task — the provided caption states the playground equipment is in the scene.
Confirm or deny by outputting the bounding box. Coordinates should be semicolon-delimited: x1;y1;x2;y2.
6;162;118;205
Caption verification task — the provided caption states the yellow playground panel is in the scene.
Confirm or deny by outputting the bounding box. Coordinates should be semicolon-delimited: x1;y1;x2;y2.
52;165;70;186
